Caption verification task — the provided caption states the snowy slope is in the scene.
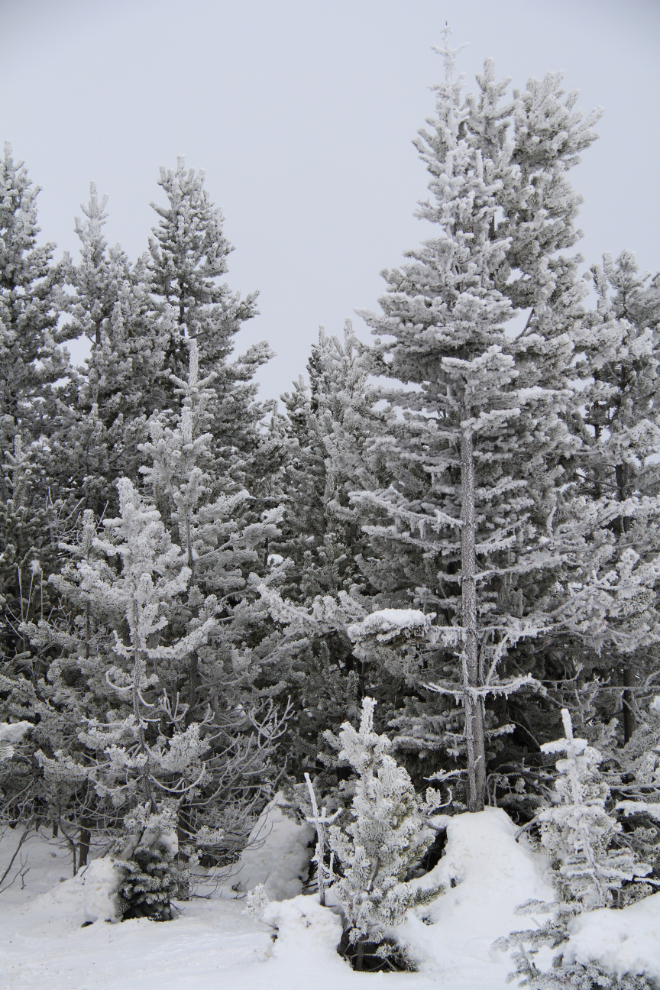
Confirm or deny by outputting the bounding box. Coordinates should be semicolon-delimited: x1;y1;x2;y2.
1;811;658;990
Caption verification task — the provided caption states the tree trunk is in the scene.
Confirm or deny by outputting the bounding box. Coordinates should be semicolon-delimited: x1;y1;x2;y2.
78;818;92;869
187;653;198;724
460;420;486;813
622;665;637;743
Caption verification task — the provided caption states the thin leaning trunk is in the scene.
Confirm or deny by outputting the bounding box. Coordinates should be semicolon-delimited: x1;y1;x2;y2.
132;600;156;814
78;817;92;869
460;420;486;812
622;666;637;743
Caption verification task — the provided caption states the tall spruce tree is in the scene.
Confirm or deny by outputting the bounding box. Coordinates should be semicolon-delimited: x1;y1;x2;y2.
0;144;69;451
577;252;660;741
0;146;74;664
349;37;658;811
148;158;271;474
278;322;379;602
50;184;170;515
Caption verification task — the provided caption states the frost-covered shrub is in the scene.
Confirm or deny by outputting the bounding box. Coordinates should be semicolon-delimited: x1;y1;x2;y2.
536;709;648;911
327;697;444;968
608;696;660;880
115;805;181;922
504;951;658;989
498;709;653;985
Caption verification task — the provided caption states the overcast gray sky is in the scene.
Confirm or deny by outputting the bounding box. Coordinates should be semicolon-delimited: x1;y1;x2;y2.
1;0;658;401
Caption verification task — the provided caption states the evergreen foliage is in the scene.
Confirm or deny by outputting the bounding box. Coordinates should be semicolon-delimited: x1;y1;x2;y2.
147;157;270;473
115;805;181;921
348;33;659;812
497;709;654;987
327;697;444;959
0;143;69;451
54;183;170;514
1;32;659;967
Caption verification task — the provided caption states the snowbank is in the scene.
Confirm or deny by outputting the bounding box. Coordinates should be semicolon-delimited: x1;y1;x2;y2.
564;892;660;983
233;793;314;900
399;807;553;979
0;721;31;743
18;856;124;931
3;810;659;990
262;895;345;971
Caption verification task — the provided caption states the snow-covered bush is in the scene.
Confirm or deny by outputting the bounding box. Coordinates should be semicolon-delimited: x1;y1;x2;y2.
327;697;444;968
505;957;658;989
499;709;654;986
114;804;181;922
536;709;648;911
607;695;660;878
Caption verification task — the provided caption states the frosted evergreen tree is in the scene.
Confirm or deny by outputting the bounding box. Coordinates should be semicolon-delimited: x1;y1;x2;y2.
349;34;659;810
148;157;271;473
575;252;660;741
497;709;652;988
326;697;443;967
52;184;170;514
0;146;73;661
23;341;289;864
278;321;380;602
36;478;217;815
115;804;181;921
22;481;237;867
536;709;648;909
605;694;660;876
139;339;287;727
0;144;70;452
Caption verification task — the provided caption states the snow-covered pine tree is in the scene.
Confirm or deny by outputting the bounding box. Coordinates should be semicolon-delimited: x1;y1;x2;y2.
21;336;289;869
576;252;660;741
327;697;443;968
498;708;653;988
51;184;170;515
115;804;181;921
349;34;658;811
148;157;271;475
0;144;70;452
138;339;287;725
537;709;648;910
135;343;291;849
34;479;216;820
278;321;379;602
254;324;386;764
0;146;74;664
605;694;660;879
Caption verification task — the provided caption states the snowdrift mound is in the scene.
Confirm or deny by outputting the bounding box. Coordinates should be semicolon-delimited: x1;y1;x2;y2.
399;807;553;974
564;892;660;983
18;856;123;932
234;792;314;901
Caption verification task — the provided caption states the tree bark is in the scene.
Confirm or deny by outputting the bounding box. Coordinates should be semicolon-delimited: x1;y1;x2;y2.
622;665;637;743
78;818;92;869
461;419;486;812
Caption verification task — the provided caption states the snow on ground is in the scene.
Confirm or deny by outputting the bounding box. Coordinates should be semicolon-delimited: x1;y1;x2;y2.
233;792;315;900
564;892;660;983
0;809;658;990
394;807;554;986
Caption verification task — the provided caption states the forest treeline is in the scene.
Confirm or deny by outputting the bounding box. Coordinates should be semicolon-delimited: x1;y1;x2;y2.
1;39;659;940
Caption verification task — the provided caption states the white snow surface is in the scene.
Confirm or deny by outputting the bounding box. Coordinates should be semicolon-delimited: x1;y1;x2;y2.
1;807;658;990
348;608;432;642
395;807;554;983
0;722;31;743
233;791;315;900
564;893;660;982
